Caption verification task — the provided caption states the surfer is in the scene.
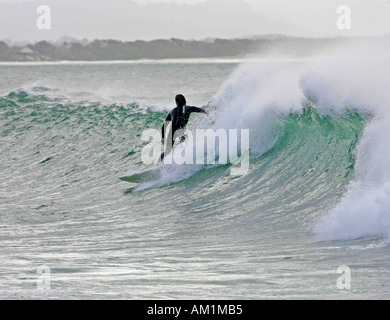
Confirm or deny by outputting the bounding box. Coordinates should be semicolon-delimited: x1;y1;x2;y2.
159;94;208;163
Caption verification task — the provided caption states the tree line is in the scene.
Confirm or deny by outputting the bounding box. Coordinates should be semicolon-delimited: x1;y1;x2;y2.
0;37;351;61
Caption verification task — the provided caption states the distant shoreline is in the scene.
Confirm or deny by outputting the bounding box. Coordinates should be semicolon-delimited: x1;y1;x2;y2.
0;57;318;66
0;36;358;62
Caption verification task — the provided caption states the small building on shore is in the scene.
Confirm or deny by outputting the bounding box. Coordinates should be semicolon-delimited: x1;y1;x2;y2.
18;47;36;60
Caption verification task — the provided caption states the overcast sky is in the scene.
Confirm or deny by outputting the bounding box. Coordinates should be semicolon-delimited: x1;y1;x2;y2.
1;0;390;42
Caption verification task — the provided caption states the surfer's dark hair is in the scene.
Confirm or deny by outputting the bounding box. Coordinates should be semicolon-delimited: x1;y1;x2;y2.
175;94;186;106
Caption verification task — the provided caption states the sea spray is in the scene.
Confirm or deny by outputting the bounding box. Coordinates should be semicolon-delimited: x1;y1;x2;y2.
207;38;390;242
305;40;390;241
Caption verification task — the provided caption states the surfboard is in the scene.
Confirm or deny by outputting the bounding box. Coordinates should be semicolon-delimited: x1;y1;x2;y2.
119;166;162;183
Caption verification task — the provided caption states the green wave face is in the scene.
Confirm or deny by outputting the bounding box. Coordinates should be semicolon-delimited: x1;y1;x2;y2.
0;86;366;218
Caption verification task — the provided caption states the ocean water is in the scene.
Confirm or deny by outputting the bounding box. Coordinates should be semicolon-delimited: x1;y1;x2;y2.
1;48;390;299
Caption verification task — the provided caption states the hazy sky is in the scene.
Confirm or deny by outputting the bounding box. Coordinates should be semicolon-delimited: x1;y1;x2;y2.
1;0;390;42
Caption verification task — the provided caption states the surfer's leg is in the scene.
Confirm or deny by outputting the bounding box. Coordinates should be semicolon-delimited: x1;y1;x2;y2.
158;139;174;164
159;152;165;163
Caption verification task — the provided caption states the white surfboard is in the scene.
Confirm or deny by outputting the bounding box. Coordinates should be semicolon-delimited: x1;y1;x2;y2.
119;166;162;183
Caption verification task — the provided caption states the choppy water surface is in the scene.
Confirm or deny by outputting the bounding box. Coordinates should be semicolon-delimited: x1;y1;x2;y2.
1;57;390;299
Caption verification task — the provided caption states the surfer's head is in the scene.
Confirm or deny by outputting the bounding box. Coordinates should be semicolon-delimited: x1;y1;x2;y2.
175;94;186;107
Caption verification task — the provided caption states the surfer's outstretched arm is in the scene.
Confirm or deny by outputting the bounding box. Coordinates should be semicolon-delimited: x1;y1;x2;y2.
188;106;214;124
188;106;208;115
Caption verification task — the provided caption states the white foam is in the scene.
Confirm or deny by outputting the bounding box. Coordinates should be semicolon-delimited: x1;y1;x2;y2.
315;117;390;242
212;59;304;156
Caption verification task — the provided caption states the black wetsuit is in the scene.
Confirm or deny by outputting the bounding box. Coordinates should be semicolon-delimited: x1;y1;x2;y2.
160;105;206;162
